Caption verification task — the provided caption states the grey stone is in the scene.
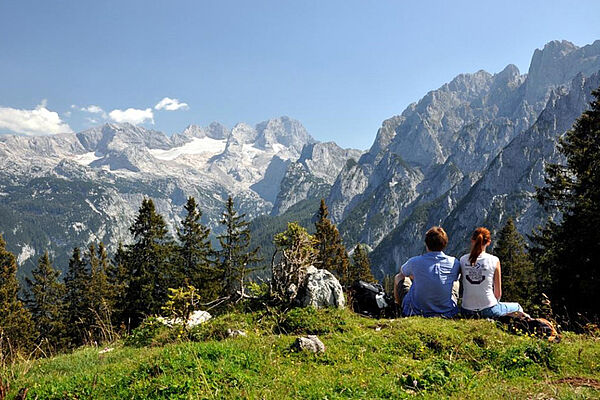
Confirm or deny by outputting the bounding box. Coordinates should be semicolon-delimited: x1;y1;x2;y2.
226;329;247;338
298;266;345;308
293;335;325;354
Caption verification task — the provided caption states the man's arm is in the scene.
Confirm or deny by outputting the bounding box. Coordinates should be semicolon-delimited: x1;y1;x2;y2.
394;260;414;304
394;271;406;304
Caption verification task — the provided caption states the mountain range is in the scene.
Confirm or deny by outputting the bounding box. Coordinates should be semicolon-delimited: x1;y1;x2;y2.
1;39;599;278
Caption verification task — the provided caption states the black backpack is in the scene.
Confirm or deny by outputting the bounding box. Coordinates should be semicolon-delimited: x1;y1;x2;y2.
351;280;396;318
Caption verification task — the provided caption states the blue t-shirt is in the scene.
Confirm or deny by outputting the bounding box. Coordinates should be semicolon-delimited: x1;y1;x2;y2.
400;251;460;317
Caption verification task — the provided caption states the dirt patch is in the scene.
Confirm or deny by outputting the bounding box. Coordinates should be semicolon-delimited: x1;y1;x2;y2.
553;377;600;389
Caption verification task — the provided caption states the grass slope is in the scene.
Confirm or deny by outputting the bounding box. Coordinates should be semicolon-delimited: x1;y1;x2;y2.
4;309;600;399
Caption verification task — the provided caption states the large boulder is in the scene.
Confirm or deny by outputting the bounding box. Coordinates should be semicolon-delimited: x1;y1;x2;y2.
298;266;345;308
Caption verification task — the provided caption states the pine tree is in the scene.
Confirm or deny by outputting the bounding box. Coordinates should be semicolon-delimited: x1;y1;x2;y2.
107;241;129;327
124;198;174;327
314;199;351;286
350;244;376;284
0;234;34;359
216;196;261;301
25;251;66;350
493;218;536;312
64;247;90;346
177;197;218;301
533;86;600;321
85;243;115;342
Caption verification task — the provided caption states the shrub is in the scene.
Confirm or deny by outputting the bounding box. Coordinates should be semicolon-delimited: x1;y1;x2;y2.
279;307;347;335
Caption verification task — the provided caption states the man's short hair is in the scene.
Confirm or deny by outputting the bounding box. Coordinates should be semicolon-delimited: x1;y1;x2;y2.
425;226;448;251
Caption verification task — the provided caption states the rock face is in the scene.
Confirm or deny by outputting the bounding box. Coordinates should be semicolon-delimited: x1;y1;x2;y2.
293;335;325;354
272;142;363;215
326;40;600;278
298;266;345;308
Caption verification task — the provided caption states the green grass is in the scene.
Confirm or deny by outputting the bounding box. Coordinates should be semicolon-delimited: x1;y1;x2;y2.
4;308;600;399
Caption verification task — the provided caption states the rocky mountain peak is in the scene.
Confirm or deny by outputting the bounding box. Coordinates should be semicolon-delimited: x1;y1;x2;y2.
525;39;600;105
494;64;522;86
227;122;258;147
445;70;493;98
255;116;315;153
206;122;229;140
181;124;206;139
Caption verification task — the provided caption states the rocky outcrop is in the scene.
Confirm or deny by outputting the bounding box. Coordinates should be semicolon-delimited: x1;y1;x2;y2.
272;142;362;215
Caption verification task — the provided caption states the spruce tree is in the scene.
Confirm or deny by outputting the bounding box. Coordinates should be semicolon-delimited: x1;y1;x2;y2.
85;243;114;342
493;218;536;312
64;247;90;346
0;234;34;358
314;199;351;286
124;198;174;327
177;197;218;301
108;242;129;329
350;244;376;284
216;196;261;301
25;251;66;350
533;86;600;320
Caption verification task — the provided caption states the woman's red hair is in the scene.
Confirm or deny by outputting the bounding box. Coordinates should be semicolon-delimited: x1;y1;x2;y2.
469;227;491;265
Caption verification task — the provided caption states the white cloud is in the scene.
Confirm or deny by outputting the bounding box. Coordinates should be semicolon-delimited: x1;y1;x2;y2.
82;105;104;114
0;102;73;136
154;97;189;111
109;108;154;125
73;104;108;119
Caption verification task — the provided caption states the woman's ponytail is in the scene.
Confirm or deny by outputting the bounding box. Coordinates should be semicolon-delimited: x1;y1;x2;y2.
469;227;491;265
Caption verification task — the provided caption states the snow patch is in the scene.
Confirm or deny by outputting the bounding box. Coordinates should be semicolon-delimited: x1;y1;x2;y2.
17;244;35;265
86;199;102;215
72;222;86;233
271;143;284;153
149;137;227;161
73;152;102;165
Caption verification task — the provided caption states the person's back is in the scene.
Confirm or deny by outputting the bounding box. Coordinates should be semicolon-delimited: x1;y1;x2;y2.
460;252;498;311
394;226;460;318
460;227;524;318
401;251;460;317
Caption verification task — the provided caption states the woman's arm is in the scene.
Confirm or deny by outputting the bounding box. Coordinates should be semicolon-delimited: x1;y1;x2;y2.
493;260;502;301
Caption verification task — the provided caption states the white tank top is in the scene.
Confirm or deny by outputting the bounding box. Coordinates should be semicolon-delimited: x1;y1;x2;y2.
460;252;499;311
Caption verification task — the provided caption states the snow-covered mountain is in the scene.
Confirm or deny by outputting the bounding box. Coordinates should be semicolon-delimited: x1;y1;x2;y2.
0;116;359;272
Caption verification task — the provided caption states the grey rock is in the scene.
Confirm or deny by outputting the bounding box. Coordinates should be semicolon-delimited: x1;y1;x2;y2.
226;329;247;338
293;335;325;354
298;266;345;308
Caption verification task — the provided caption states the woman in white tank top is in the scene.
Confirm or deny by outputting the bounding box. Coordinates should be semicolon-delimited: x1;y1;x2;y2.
460;227;523;318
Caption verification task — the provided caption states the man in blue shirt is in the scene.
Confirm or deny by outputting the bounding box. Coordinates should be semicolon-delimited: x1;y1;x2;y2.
394;226;460;318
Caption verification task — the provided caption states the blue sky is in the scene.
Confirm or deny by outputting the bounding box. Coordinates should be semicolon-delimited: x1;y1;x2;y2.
0;1;599;149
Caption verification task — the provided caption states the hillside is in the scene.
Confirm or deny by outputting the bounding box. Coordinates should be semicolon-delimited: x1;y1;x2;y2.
4;309;600;399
